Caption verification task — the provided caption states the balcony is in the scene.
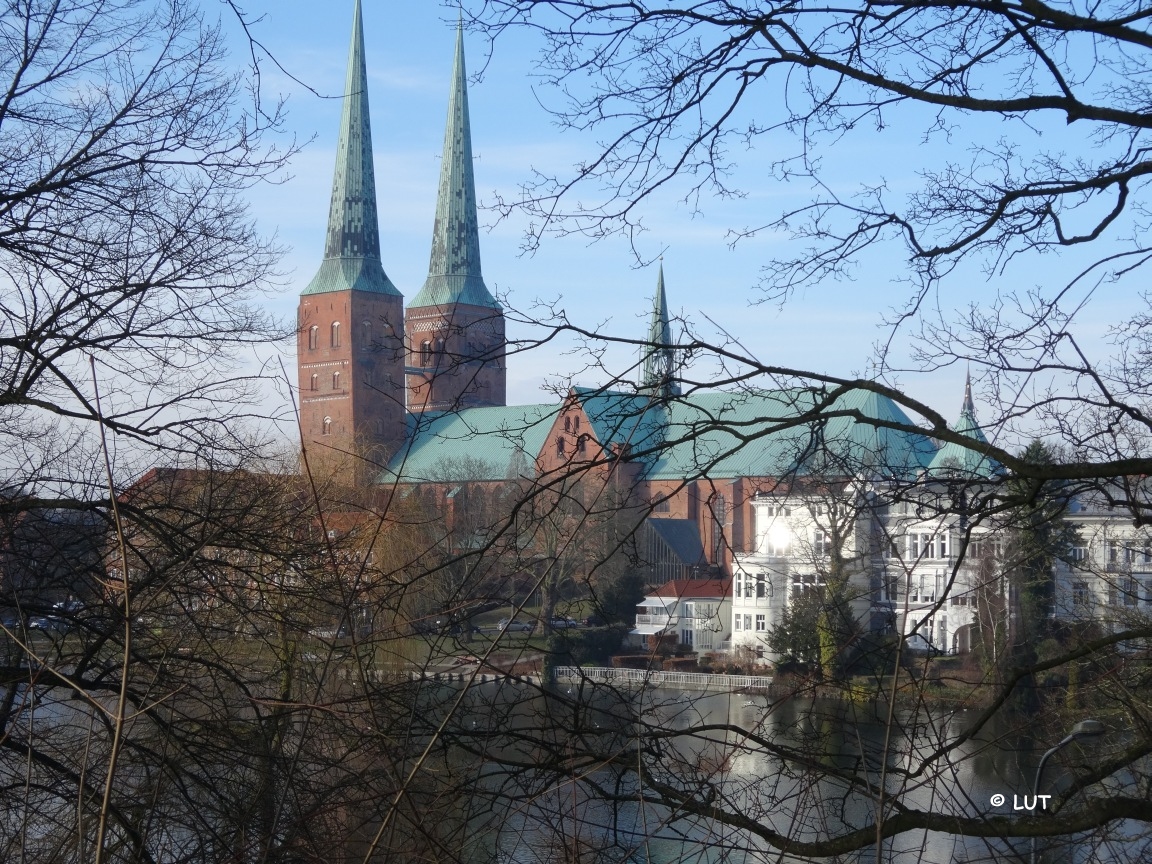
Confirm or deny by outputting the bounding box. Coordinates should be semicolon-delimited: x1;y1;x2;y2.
635;613;671;626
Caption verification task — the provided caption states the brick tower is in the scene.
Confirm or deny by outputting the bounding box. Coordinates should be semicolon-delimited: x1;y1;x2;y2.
297;0;405;486
405;22;506;413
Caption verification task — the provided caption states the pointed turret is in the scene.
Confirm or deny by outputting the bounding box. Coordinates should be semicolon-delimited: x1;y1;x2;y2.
926;374;999;478
410;20;498;309
302;0;399;296
405;21;506;412
640;263;681;399
297;0;406;486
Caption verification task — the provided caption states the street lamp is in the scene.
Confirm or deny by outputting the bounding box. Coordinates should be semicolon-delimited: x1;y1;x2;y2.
1031;719;1106;864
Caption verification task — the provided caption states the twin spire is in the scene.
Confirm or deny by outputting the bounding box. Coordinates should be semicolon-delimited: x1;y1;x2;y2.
302;0;398;296
411;21;500;310
304;2;491;306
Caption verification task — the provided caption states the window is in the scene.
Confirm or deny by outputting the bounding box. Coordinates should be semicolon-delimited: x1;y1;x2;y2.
1143;544;1152;565
743;614;752;630
813;530;830;556
362;320;371;348
681;629;693;647
911;575;937;603
574;416;581;432
322;417;332;436
330;321;340;348
309;374;318;391
332;371;341;390
1070;546;1088;563
308;326;319;350
563;416;571;432
886;539;900;559
1108;541;1119;563
434;337;445;358
755;614;765;632
652;497;671;514
556;437;566;457
791;573;823;597
421;340;432;366
756;572;767;599
735;572;752;599
576;435;587;454
734;615;743;631
1123;577;1138;607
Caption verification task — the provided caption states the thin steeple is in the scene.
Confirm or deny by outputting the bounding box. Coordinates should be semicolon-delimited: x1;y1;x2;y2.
410;19;499;309
302;0;399;296
641;263;681;398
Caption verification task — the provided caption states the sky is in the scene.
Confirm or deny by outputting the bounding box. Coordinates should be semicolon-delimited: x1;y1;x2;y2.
235;0;1128;443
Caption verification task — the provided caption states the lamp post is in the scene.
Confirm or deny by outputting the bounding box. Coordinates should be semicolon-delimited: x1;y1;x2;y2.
1030;719;1106;864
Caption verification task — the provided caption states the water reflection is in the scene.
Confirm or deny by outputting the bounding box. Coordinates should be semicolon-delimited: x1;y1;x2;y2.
447;681;1129;864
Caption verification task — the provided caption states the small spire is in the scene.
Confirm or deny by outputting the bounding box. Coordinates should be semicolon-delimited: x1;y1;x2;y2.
410;19;499;310
303;0;399;296
641;263;681;398
962;368;975;417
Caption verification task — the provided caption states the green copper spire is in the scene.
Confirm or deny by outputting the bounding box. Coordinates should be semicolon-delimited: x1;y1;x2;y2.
410;20;499;310
641;263;681;398
927;371;999;477
302;0;399;296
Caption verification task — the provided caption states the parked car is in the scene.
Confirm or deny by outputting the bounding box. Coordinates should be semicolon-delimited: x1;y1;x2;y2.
497;618;534;633
549;617;579;629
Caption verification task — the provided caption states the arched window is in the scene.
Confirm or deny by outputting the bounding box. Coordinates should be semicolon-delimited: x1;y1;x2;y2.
308;326;319;350
309;374;318;391
556;437;566;457
362;320;371;349
574;416;581;432
563;416;571;433
434;337;446;357
332;371;341;390
322;416;332;436
576;434;587;454
421;340;432;366
330;321;340;348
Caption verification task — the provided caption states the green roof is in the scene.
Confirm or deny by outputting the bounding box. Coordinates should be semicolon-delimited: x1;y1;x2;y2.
380;403;558;483
302;0;401;297
380;386;937;485
926;377;1000;478
409;21;499;311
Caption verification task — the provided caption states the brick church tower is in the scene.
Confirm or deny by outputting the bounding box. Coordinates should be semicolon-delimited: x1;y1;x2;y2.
405;22;506;413
297;0;405;485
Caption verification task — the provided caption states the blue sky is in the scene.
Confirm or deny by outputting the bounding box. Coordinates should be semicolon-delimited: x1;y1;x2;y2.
238;0;1125;438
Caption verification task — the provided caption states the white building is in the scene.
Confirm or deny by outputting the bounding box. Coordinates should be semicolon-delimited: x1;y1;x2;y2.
731;380;1001;662
629;578;733;652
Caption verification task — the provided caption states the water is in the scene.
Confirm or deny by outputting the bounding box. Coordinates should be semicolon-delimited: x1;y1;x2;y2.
443;680;1146;864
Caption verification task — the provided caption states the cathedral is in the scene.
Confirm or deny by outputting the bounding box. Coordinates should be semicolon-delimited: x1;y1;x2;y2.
299;2;1131;656
294;0;984;575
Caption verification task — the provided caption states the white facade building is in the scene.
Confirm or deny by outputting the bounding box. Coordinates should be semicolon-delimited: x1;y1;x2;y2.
629;578;733;652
